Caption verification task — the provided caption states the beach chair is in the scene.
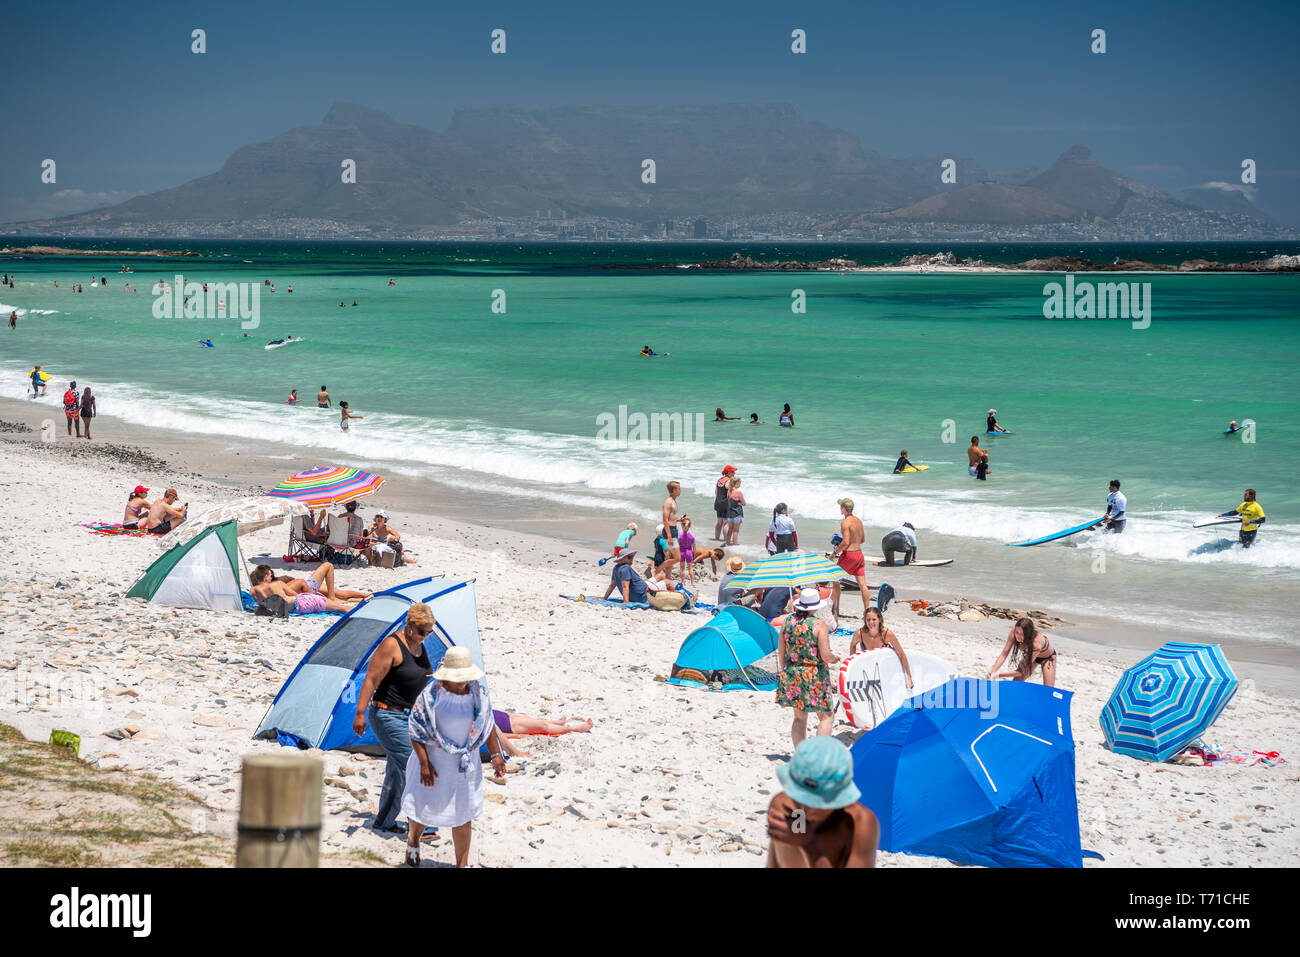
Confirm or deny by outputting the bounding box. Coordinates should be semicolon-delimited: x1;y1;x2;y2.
325;515;364;565
286;514;324;563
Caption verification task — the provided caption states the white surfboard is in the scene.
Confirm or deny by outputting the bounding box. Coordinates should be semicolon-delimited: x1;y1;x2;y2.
837;648;960;729
1192;515;1240;529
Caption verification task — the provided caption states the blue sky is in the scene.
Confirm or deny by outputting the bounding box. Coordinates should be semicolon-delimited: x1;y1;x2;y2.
5;0;1299;223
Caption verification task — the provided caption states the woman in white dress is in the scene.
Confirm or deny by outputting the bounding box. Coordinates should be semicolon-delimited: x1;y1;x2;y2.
401;646;506;867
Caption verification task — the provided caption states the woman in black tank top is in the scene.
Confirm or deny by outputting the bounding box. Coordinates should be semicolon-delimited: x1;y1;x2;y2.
354;603;437;832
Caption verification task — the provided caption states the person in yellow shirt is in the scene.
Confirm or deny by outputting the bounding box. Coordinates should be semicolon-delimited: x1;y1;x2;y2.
1219;488;1265;548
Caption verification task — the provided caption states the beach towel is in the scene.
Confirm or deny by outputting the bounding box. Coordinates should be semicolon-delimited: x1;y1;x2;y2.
1174;739;1288;767
240;590;344;619
80;522;148;537
561;594;708;613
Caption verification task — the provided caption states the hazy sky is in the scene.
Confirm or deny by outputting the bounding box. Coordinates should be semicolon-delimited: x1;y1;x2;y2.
5;0;1299;223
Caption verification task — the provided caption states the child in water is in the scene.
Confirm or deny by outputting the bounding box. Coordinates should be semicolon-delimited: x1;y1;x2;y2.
340;402;363;432
976;452;990;481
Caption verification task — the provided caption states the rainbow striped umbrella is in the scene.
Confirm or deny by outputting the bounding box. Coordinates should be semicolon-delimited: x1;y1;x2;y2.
266;465;386;509
726;550;850;591
1100;642;1238;763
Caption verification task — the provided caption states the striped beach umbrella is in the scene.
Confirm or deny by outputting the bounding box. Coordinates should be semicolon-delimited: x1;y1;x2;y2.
155;495;309;550
1100;642;1239;763
726;550;850;591
266;465;386;509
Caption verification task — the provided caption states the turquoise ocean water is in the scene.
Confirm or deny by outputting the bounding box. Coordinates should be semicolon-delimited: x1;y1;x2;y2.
3;240;1298;658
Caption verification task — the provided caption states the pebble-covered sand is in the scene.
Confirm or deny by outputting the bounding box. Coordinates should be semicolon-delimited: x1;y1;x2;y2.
1;436;1296;867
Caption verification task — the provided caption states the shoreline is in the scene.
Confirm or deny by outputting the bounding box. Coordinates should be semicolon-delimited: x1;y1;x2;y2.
1;402;1296;868
2;394;1296;698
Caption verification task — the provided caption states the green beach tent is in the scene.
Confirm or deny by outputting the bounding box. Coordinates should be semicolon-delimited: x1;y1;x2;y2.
126;520;244;612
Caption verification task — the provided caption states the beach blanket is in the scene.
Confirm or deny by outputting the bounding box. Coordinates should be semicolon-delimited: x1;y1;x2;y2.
240;590;343;619
80;522;148;537
1173;739;1287;767
668;662;780;692
561;591;707;613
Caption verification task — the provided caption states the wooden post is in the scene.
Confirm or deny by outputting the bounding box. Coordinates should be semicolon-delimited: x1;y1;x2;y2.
236;753;323;867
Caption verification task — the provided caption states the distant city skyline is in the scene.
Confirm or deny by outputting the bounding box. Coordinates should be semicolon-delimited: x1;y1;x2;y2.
5;0;1298;227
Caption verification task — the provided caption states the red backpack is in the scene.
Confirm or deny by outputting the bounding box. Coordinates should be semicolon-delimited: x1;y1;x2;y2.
63;389;78;411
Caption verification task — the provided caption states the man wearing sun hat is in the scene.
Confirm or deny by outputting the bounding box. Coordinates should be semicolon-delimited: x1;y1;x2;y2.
766;736;879;868
601;549;649;604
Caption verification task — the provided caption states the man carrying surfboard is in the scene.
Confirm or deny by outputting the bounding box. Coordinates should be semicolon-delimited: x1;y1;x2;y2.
829;498;870;617
1220;489;1265;548
1101;480;1126;533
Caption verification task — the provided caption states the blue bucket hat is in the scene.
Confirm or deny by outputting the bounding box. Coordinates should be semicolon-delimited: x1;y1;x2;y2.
775;737;861;810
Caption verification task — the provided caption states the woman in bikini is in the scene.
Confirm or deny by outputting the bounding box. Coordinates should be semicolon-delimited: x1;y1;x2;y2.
122;486;151;528
849;606;914;689
988;616;1057;686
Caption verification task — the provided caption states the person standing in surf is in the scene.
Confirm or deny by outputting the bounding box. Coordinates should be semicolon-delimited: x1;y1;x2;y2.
829;498;871;616
779;404;795;427
987;408;1008;432
1219;489;1265;548
317;385;331;408
340;401;362;432
967;436;982;476
1101;480;1126;533
713;465;737;539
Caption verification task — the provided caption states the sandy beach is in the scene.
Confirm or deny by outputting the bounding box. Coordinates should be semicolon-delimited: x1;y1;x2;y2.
0;396;1296;869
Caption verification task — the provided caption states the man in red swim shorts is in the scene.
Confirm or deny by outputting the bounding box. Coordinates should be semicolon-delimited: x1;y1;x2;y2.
830;497;871;618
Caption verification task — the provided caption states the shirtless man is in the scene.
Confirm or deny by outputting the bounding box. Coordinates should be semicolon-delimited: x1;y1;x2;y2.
139;488;187;534
829;497;870;617
766;737;878;868
249;563;370;614
317;384;331;408
967;436;983;477
662;481;682;542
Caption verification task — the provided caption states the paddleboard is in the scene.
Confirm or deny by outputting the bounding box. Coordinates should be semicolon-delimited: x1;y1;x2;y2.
866;557;954;567
837;649;959;729
1006;516;1106;547
1193;515;1241;529
985;430;1014;435
899;465;929;473
1224;427;1242;435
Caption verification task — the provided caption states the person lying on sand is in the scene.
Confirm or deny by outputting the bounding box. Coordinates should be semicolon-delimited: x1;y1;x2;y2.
138;488;187;534
490;710;593;758
767;737;878;868
250;563;371;614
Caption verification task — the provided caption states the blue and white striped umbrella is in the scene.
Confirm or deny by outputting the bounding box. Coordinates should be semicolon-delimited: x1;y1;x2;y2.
1100;642;1238;762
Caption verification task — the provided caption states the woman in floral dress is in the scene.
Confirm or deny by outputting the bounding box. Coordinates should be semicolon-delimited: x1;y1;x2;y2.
776;586;840;747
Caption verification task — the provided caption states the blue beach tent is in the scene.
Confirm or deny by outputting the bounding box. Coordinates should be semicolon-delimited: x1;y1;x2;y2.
667;605;779;691
254;576;482;753
851;678;1092;868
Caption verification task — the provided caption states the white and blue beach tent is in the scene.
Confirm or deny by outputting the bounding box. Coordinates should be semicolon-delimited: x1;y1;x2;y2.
254;576;482;753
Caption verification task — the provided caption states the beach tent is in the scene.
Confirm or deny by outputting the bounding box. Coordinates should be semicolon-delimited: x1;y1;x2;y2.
254;576;481;753
852;678;1093;868
668;605;779;691
125;520;243;613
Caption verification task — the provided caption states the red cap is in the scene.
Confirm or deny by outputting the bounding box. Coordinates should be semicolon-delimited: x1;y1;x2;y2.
133;485;149;495
722;465;737;473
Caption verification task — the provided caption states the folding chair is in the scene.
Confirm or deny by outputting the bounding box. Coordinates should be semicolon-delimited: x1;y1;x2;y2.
326;515;364;565
286;514;324;563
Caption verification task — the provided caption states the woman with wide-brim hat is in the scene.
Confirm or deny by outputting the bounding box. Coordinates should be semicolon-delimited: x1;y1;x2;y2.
401;646;506;867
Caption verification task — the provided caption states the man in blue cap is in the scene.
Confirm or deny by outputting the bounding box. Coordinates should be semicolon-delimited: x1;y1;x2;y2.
766;736;879;867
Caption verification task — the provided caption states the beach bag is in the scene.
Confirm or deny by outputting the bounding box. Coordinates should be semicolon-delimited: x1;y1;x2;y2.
63;390;78;411
649;590;688;612
255;595;291;618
